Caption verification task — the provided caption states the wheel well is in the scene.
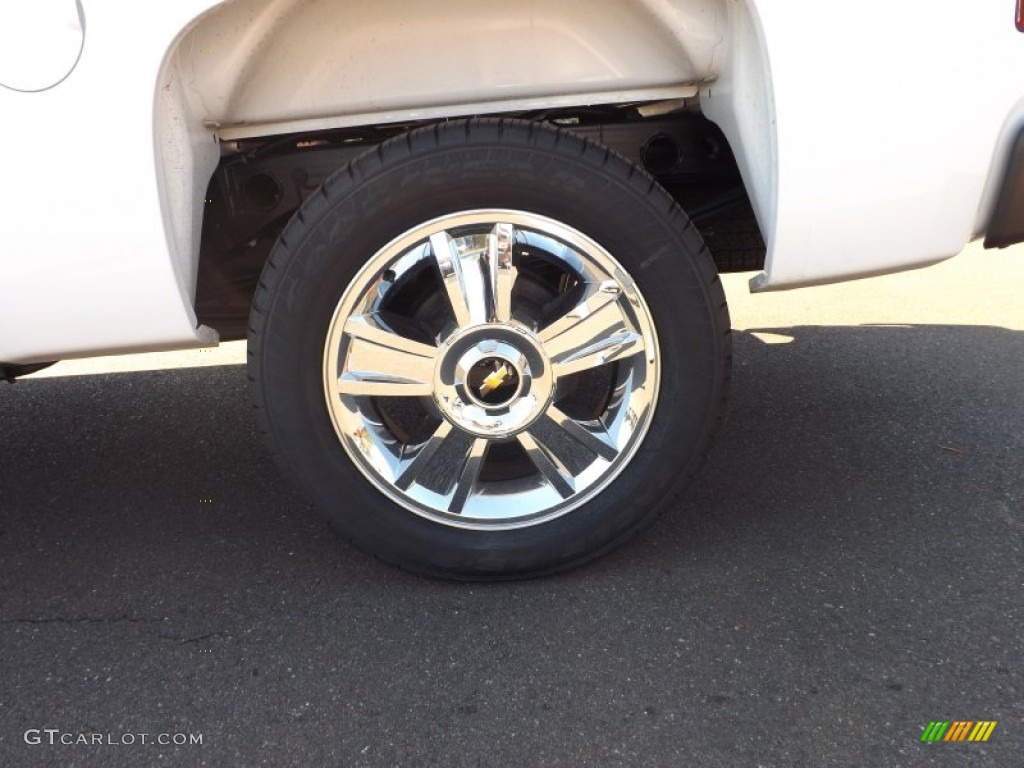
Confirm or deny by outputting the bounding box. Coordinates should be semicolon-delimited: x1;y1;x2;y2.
195;108;764;340
154;0;776;338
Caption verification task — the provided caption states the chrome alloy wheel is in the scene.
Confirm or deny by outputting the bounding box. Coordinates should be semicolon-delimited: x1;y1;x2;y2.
323;210;660;530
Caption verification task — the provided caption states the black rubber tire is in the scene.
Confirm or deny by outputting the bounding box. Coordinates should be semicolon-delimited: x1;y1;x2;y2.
248;118;731;580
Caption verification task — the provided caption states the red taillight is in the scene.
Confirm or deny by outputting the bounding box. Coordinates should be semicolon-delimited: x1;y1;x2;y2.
1018;0;1024;32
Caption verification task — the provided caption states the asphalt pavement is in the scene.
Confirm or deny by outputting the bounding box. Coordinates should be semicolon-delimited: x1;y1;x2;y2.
1;244;1021;767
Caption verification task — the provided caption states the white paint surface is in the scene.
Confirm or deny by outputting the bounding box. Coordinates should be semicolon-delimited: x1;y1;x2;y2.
747;1;1024;289
0;0;84;92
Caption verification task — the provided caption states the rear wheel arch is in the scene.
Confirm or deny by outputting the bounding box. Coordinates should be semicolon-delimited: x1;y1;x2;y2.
155;0;779;309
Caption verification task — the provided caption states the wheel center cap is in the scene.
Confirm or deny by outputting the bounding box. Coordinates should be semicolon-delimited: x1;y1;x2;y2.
433;326;553;438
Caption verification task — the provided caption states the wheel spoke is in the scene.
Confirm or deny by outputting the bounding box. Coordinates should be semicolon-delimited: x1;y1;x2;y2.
488;222;517;322
539;283;645;376
538;280;619;341
543;404;619;461
431;231;488;327
395;421;455;490
432;225;517;327
550;330;644;377
337;313;437;397
449;437;489;514
517;431;575;499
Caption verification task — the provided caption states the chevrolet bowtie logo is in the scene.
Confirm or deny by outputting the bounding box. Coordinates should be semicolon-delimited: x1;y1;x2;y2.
478;363;512;396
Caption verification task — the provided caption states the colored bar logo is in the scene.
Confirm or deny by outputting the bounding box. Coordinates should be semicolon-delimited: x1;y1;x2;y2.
921;721;997;742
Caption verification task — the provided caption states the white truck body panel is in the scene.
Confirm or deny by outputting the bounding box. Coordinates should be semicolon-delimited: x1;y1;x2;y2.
0;0;223;363
1;0;1021;363
741;1;1024;290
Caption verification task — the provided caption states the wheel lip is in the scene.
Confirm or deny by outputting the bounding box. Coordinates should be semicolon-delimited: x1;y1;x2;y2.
322;208;661;531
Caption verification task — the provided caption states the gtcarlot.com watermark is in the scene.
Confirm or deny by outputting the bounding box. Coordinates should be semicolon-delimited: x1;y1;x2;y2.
24;729;203;747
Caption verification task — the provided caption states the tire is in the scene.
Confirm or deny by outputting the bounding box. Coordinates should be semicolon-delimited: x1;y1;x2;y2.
248;118;730;580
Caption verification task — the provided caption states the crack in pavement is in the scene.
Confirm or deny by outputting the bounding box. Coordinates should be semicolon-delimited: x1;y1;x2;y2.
3;617;233;645
1;615;164;625
2;618;234;647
